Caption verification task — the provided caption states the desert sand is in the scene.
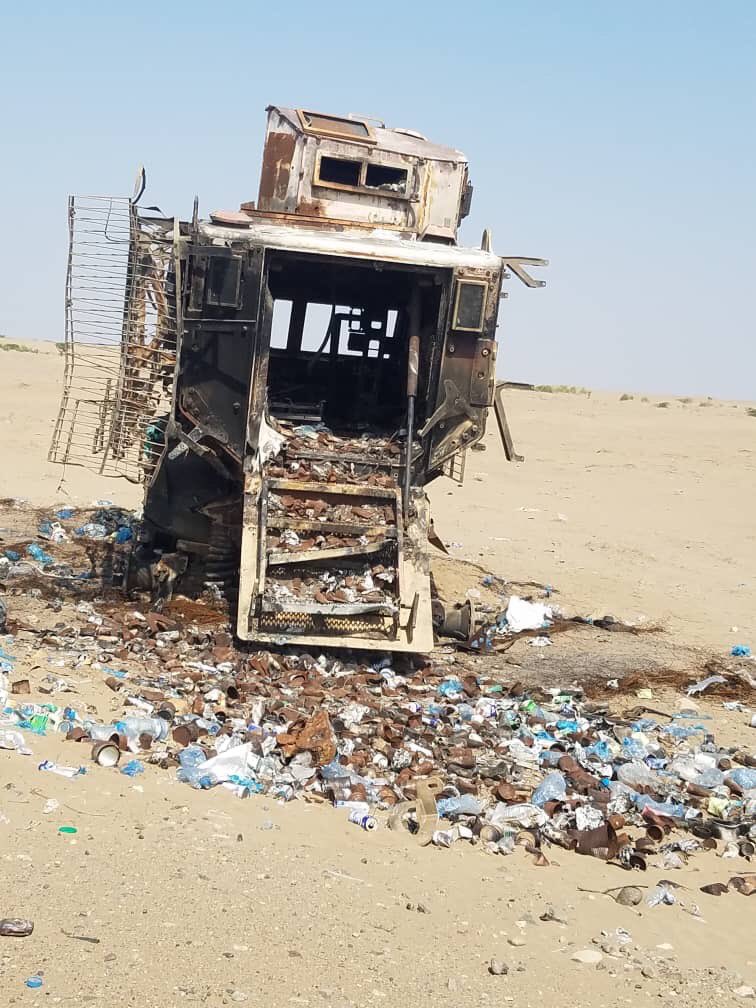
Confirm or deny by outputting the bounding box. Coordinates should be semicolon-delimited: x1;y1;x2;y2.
1;339;754;1006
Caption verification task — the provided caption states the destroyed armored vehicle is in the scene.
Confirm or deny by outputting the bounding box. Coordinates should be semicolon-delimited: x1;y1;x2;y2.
50;105;545;652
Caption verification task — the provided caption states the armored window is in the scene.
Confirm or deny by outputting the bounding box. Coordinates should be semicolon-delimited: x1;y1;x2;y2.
297;110;376;144
314;154;410;198
364;164;408;193
205;256;242;308
317;156;362;187
452;279;487;332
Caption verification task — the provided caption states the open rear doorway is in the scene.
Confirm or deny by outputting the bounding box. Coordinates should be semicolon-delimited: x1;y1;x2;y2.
264;250;448;435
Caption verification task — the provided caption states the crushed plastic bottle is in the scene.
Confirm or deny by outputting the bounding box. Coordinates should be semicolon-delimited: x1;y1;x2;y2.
726;768;756;791
75;522;109;539
38;760;85;778
178;745;207;771
646;882;676;907
436;794;483;818
115;716;169;747
437;678;464;697
633;795;688;818
0;730;32;755
621;737;651;760
616;761;660;791
531;771;567;806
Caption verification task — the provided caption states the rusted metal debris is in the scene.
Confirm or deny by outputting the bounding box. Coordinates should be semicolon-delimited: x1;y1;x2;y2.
18;597;754;870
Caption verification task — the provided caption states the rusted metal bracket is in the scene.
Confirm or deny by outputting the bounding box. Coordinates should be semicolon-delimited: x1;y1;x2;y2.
493;383;523;462
405;590;420;643
417;378;476;440
501;257;549;288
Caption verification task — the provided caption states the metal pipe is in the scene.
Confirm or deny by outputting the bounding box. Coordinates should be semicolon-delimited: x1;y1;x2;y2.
403;292;421;517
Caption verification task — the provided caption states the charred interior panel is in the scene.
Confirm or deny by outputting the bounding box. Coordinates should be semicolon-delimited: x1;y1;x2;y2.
51;103;546;652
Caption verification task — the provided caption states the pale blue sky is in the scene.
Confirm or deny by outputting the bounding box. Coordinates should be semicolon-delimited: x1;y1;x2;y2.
1;1;754;399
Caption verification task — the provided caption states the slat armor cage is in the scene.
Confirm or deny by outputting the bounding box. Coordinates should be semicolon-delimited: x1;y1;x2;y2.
49;195;179;483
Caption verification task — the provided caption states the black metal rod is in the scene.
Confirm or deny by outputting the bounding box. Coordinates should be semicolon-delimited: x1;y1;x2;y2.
403;393;415;517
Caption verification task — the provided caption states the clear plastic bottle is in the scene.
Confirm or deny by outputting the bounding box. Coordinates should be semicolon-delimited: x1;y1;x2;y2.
436;794;482;818
87;723;120;742
726;768;756;791
621;737;650;760
177;746;217;788
117;716;168;743
616;761;659;791
178;745;207;771
633;794;687;818
690;768;725;789
531;771;567;806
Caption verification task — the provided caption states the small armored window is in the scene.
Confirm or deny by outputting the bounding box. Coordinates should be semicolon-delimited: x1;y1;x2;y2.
452;279;488;332
205;256;242;308
364;164;408;193
317;156;362;187
297;110;375;144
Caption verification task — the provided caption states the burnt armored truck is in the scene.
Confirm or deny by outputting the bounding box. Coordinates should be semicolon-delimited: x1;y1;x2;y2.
50;105;545;653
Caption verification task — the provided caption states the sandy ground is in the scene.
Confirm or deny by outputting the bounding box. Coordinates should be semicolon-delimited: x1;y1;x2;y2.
1;340;755;1006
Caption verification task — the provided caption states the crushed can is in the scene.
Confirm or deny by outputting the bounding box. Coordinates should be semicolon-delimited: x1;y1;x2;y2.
348;809;377;831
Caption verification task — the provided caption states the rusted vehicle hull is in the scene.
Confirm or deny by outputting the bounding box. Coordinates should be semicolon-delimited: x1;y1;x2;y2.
50;105;545;653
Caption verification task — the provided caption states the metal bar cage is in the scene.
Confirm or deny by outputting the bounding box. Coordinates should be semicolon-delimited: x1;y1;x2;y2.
48;195;179;483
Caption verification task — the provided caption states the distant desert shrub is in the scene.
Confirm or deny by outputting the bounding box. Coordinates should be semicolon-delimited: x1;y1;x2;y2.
746;407;756;418
678;397;693;405
699;401;712;407
641;396;650;403
620;393;634;401
656;401;670;408
535;384;591;395
0;342;37;353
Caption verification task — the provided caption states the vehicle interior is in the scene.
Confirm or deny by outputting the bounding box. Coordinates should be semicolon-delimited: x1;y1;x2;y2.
264;250;449;435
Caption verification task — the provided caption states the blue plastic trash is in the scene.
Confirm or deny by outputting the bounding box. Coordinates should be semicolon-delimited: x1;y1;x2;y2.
27;544;53;566
120;759;145;777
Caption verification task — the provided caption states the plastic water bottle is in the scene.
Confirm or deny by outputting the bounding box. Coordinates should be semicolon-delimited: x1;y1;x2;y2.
177;746;217;788
621;737;650;760
633;794;687;818
178;745;207;771
726;768;756;791
531;771;567;806
616;761;659;791
690;767;725;789
117;717;168;743
87;723;120;742
436;794;483;818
